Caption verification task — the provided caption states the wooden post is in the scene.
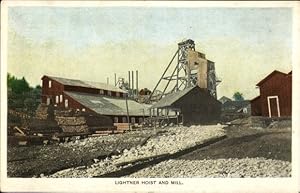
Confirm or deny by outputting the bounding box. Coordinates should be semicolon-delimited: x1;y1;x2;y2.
125;94;130;130
157;108;160;127
176;111;179;126
142;108;145;122
181;113;184;125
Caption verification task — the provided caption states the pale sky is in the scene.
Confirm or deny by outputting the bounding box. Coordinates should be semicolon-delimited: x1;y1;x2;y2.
7;7;292;99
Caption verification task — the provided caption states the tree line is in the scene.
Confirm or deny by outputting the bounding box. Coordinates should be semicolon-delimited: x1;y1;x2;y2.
7;73;41;115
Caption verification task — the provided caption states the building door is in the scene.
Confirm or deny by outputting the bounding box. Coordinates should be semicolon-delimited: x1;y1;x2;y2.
46;98;50;105
64;99;68;108
267;96;280;117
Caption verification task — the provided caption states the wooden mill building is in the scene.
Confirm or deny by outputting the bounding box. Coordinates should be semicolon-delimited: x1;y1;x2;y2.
251;70;292;117
41;75;149;124
150;86;221;125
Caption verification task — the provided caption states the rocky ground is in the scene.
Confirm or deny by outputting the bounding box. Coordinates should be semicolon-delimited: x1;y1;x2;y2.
48;125;225;177
7;119;292;178
8;128;159;177
127;158;291;178
126;123;292;178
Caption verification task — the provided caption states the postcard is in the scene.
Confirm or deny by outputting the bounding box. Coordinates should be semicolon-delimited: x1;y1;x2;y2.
1;1;299;193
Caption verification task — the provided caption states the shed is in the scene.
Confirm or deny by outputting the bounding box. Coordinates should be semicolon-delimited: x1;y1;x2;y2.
251;70;292;117
222;100;251;114
218;96;232;104
150;86;221;125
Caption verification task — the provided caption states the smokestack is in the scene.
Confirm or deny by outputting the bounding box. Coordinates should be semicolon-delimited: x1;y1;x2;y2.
107;77;109;84
128;71;131;89
136;70;138;97
114;73;117;86
131;70;134;93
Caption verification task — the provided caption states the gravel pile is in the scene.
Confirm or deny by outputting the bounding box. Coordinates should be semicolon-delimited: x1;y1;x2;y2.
127;158;291;178
49;125;226;178
8;129;157;177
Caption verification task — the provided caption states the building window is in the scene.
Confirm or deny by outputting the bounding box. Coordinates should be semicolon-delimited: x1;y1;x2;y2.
55;96;59;104
139;117;143;124
64;99;68;108
60;95;63;103
99;90;104;95
48;80;52;88
82;108;86;112
131;117;135;124
114;117;118;123
108;91;112;96
122;117;127;123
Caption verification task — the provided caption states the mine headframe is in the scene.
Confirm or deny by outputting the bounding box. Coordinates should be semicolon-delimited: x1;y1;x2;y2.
147;39;221;103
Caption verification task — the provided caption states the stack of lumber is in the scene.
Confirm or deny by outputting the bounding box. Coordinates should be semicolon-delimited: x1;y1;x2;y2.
35;104;54;120
114;123;130;132
55;116;89;133
28;118;61;135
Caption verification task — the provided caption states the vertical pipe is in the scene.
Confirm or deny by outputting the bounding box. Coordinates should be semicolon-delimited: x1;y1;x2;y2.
128;71;131;90
114;73;117;86
136;70;138;97
131;70;134;95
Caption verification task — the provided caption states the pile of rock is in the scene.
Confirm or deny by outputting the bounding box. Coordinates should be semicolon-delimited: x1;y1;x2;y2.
114;125;225;165
127;157;291;178
48;125;226;178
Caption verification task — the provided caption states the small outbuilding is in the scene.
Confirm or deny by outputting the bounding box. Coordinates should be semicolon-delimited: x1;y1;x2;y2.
222;100;251;114
251;70;292;117
218;96;232;104
150;86;221;125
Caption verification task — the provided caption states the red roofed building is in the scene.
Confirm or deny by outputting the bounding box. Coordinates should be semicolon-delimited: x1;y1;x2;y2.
41;75;150;125
251;70;292;117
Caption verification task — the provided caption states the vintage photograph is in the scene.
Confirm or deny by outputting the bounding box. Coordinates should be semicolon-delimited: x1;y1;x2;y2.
2;1;296;183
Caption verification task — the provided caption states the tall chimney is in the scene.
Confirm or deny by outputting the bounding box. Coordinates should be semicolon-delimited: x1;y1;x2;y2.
136;70;138;97
128;71;131;89
107;77;109;84
114;73;117;86
131;70;134;93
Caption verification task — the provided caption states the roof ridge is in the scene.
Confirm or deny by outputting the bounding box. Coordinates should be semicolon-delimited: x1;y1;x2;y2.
256;70;289;86
46;75;105;85
44;75;125;93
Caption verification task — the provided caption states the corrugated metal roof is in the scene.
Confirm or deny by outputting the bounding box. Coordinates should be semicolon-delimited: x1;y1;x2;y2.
46;76;126;93
64;91;150;116
151;86;196;109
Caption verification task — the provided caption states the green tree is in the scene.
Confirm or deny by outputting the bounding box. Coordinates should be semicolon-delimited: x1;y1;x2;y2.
7;73;31;94
233;92;244;101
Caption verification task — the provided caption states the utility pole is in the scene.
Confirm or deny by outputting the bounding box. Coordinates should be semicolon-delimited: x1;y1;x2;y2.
125;93;130;131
